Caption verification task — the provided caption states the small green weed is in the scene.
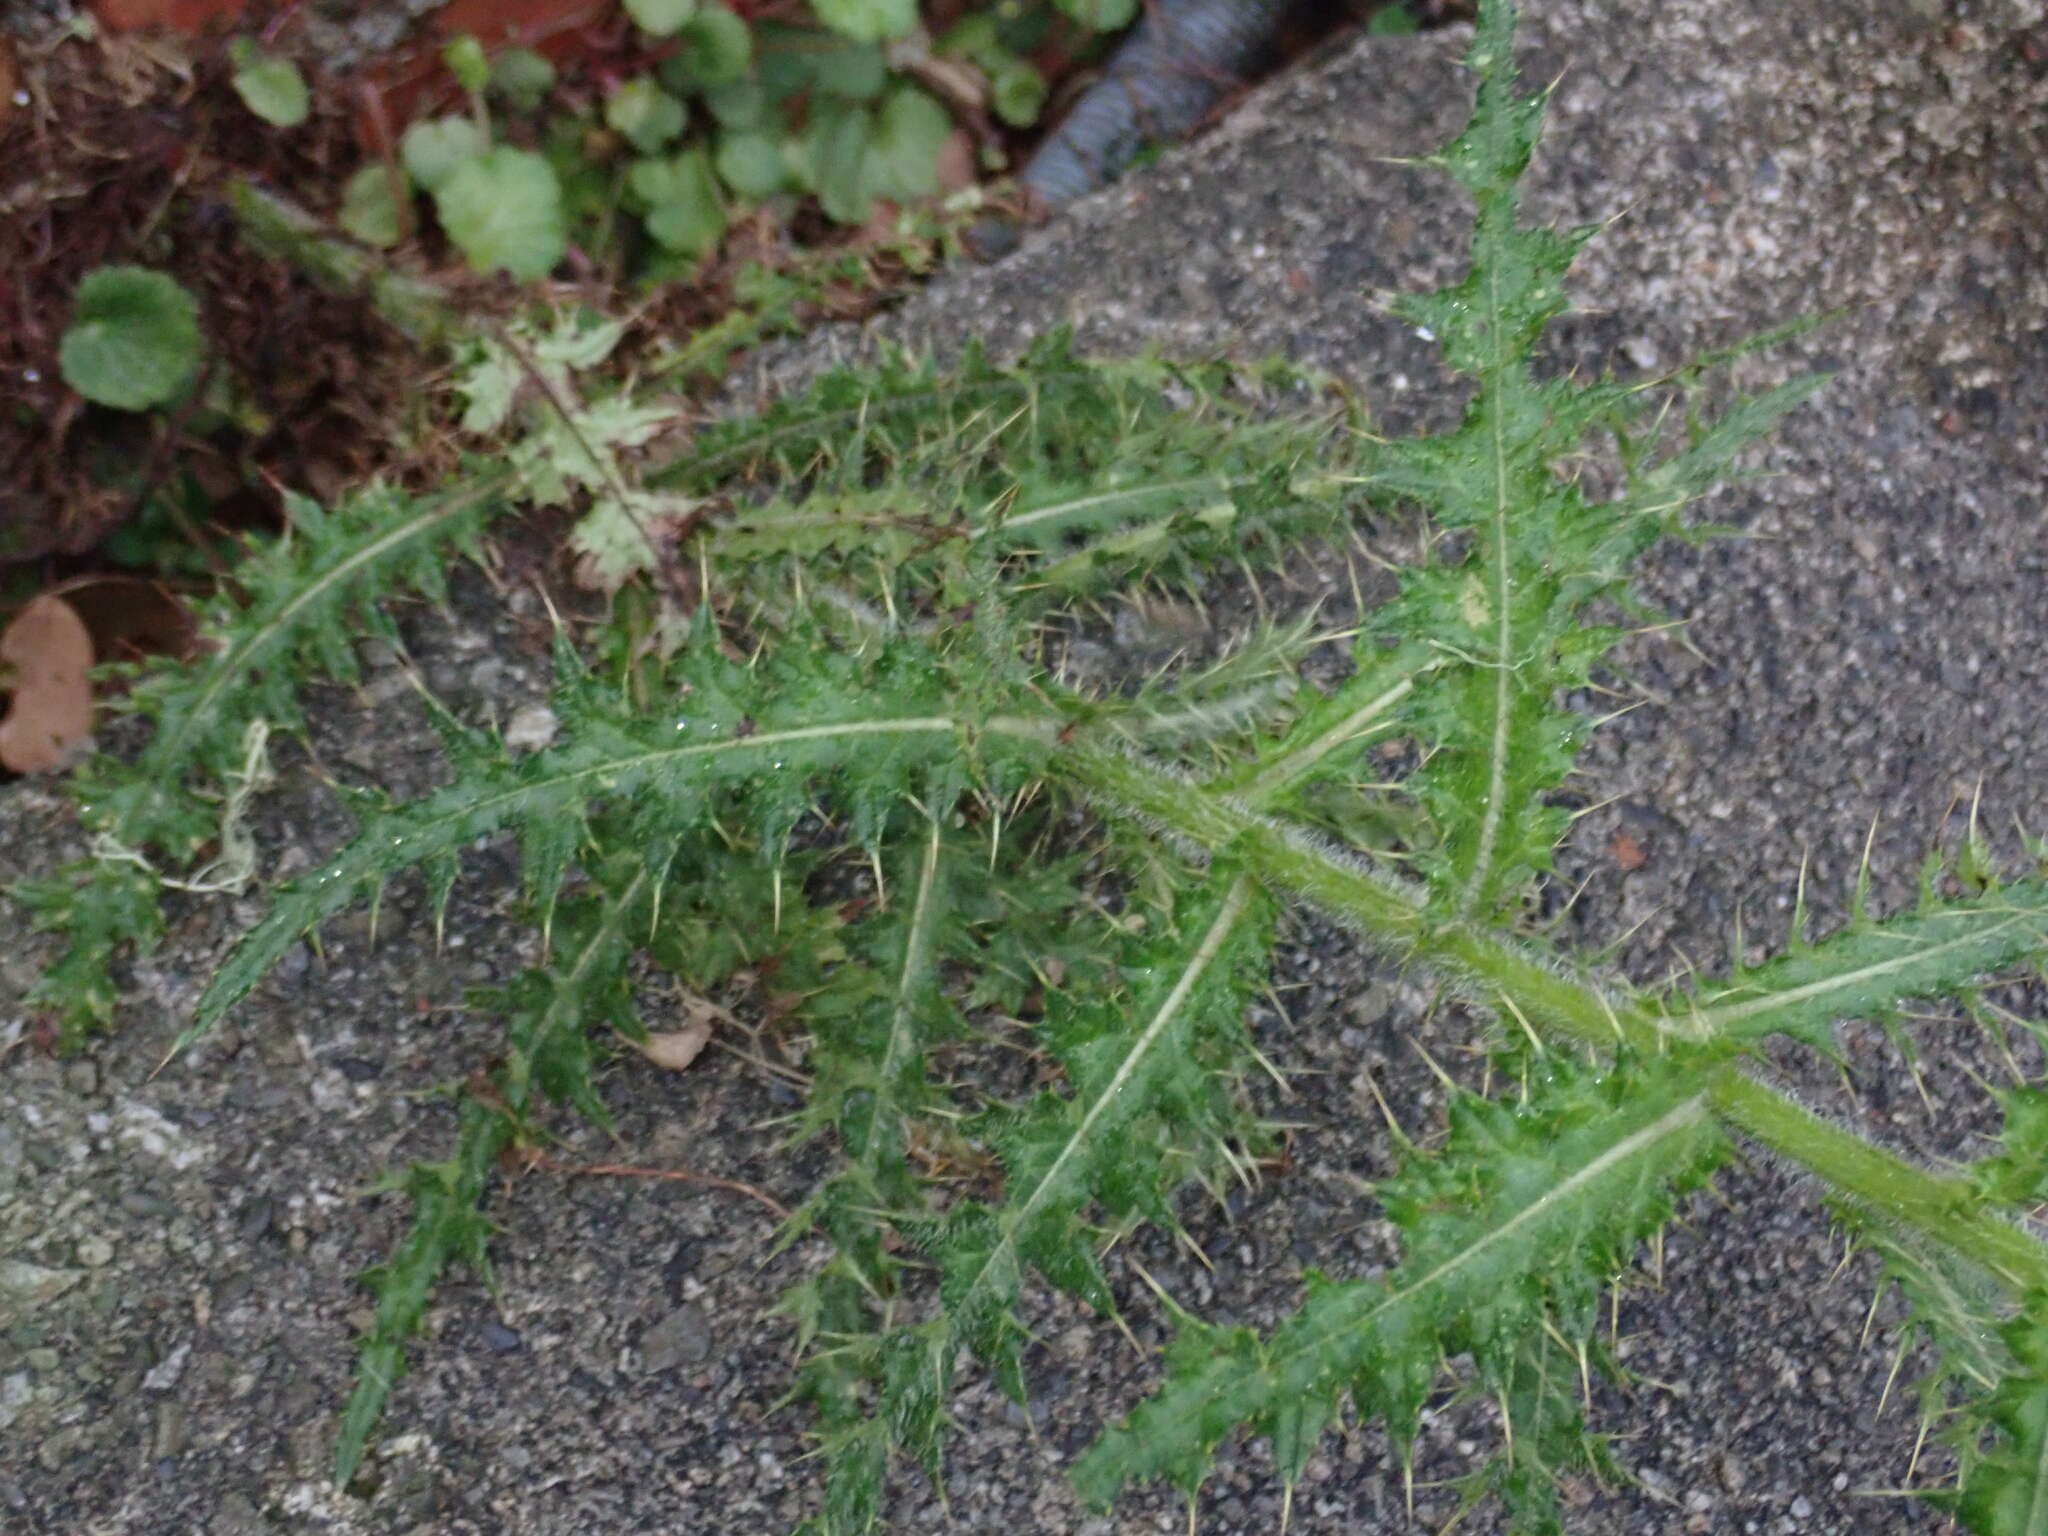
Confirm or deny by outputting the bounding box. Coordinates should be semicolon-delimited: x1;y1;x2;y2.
58;266;205;413
327;1;1126;281
21;2;2048;1532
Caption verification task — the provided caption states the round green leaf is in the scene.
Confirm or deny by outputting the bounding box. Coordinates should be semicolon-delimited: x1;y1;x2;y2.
338;163;406;248
59;266;204;412
434;148;567;280
229;42;310;128
1367;3;1420;36
629;149;727;257
714;129;786;199
867;84;950;204
442;34;490;95
605;76;687;154
488;47;557;111
624;0;697;38
701;78;766;129
806;41;886;101
400;115;488;191
796;99;873;224
663;3;753;91
990;62;1046;128
811;0;914;44
1053;0;1137;30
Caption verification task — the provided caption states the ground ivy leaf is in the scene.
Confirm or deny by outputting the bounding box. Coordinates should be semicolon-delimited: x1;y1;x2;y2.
1052;0;1137;31
607;76;687;154
867;84;950;204
338;164;405;248
812;0;915;43
488;47;556;111
400;115;488;192
669;3;753;90
991;62;1047;128
442;33;490;96
625;0;698;38
229;41;310;127
630;148;727;256
59;265;204;411
805;40;888;100
714;129;786;199
799;99;873;224
434;148;567;280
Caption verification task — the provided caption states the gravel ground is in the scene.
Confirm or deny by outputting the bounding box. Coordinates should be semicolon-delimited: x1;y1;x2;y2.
6;1;2048;1533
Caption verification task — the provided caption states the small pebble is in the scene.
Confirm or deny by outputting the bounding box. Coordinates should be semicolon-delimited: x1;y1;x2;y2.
639;1304;712;1373
503;703;559;754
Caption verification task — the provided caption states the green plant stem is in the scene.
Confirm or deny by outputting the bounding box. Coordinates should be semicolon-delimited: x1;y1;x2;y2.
1043;736;2048;1293
1709;1070;2048;1295
225;179;458;345
1051;739;1644;1050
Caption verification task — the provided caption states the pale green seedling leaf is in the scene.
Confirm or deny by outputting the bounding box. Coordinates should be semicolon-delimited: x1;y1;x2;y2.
805;40;887;100
666;3;753;90
991;63;1047;128
630;149;727;256
812;0;915;43
60;265;204;411
442;34;489;96
624;0;697;38
1053;0;1137;30
571;491;703;590
229;40;310;127
702;77;765;127
400;115;488;191
434;148;567;280
338;164;406;248
715;129;787;199
606;76;687;153
489;47;556;110
799;99;872;224
867;84;950;204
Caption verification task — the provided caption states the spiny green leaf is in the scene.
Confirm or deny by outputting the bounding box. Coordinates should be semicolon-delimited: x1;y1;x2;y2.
181;629;1051;1052
1977;1087;2048;1209
336;1099;508;1485
23;480;504;1042
1659;880;2048;1048
1073;1051;1726;1510
1937;1299;2048;1536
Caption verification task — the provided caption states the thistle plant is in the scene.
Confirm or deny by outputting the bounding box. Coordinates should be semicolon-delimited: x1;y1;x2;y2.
30;2;2048;1531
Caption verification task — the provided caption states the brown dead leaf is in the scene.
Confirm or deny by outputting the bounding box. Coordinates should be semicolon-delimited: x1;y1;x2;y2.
0;594;95;774
1609;830;1649;873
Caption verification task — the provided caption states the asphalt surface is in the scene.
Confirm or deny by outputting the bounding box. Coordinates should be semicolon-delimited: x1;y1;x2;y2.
6;3;2048;1532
